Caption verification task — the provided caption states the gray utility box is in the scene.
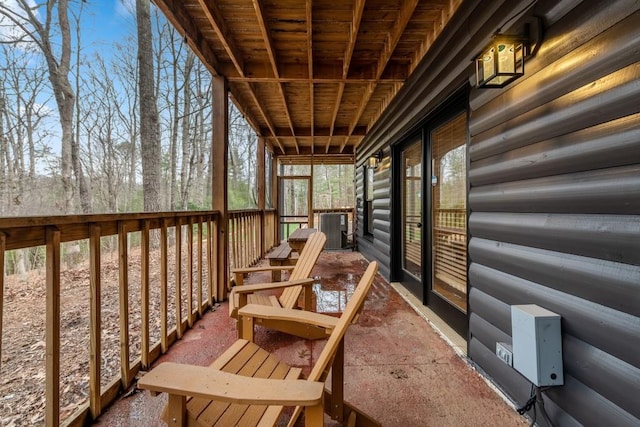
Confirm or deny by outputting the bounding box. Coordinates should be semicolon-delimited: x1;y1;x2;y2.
320;213;347;249
511;304;564;386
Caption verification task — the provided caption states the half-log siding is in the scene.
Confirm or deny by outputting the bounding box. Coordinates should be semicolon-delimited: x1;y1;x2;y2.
469;1;640;425
357;0;640;425
356;158;392;279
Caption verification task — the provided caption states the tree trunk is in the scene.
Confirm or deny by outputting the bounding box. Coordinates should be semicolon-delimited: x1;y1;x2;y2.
136;0;162;212
73;7;91;213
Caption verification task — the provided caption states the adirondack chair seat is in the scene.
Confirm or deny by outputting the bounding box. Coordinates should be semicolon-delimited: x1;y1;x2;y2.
228;232;327;338
237;303;340;342
138;261;381;427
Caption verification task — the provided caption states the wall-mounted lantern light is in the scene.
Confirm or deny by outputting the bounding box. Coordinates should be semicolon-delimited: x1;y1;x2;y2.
475;7;543;89
367;150;383;169
476;36;526;88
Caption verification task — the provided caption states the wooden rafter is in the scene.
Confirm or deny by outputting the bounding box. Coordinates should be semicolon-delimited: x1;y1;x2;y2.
327;0;365;154
307;0;314;154
195;0;244;77
344;0;419;152
252;0;298;154
153;0;222;77
246;83;285;154
252;0;279;79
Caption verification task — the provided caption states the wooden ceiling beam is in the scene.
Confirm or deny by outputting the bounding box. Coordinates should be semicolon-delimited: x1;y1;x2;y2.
229;61;407;82
270;144;357;156
260;126;367;137
195;0;245;77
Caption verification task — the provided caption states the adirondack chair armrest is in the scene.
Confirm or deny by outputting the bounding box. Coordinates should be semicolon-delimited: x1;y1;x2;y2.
231;266;297;287
232;265;296;276
239;304;339;331
138;362;323;406
232;278;314;294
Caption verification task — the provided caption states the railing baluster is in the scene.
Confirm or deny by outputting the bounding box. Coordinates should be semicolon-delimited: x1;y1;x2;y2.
117;222;131;388
197;216;203;315
45;227;61;426
0;232;5;372
206;217;213;305
141;220;150;369
175;218;183;338
187;217;194;327
235;216;240;270
89;224;102;417
160;219;168;353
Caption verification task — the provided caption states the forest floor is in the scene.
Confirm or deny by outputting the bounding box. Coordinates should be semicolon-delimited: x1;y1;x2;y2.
1;244;204;427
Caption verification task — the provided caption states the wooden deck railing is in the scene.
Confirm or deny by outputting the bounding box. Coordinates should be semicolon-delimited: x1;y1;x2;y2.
0;211;220;426
228;209;277;271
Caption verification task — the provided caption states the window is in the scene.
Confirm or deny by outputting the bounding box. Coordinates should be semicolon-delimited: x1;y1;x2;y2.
265;149;273;209
364;165;375;236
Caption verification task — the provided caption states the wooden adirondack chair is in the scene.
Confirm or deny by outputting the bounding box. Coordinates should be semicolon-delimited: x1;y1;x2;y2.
228;232;326;337
138;261;380;427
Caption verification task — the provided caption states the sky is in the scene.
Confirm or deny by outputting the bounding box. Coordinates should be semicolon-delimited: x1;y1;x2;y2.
0;0;137;163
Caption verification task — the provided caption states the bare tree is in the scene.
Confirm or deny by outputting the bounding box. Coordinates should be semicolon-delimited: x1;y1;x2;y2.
112;37;140;211
0;0;85;212
136;0;161;211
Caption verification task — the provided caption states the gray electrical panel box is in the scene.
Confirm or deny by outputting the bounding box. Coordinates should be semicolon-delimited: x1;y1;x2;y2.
511;304;564;386
320;213;347;249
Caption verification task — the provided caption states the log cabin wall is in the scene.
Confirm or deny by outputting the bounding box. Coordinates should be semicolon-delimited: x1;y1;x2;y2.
357;157;392;279
468;1;640;425
357;0;640;425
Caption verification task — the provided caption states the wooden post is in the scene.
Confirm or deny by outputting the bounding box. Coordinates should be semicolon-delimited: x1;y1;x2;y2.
257;137;266;256
45;227;61;426
273;161;278;240
212;75;229;300
118;222;131;388
330;339;345;422
89;224;102;417
141;220;150;369
309;162;314;228
166;394;186;426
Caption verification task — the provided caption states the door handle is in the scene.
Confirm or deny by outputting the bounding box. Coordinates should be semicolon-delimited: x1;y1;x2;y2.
416;223;422;228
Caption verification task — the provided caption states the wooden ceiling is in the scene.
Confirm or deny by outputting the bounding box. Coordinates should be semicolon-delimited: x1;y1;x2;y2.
154;0;461;157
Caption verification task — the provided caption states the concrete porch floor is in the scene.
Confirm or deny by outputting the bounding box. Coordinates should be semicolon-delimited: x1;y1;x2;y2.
95;251;528;426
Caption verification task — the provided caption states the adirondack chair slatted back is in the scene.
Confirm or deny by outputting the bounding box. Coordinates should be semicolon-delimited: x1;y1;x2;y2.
310;261;377;382
285;261;378;427
278;231;326;308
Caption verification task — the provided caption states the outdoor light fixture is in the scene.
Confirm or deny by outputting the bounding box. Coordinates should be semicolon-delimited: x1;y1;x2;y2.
475;36;526;88
367;150;383;169
475;1;543;90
